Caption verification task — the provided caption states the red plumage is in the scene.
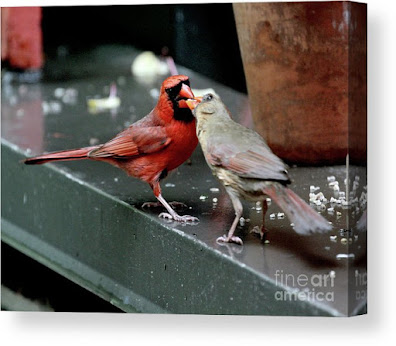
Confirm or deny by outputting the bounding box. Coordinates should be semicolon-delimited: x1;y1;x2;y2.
25;75;199;222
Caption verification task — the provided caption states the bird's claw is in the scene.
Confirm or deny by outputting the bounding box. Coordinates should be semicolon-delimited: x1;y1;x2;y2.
158;212;199;223
216;234;243;245
142;201;188;209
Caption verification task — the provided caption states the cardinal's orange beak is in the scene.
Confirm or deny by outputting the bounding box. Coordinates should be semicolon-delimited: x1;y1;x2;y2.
178;83;195;99
185;97;202;110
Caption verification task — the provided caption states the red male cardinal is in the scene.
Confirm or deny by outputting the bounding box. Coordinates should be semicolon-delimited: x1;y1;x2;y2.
25;75;199;222
187;93;332;244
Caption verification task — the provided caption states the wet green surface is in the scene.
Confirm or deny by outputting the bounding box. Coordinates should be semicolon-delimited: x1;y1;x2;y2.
1;45;366;315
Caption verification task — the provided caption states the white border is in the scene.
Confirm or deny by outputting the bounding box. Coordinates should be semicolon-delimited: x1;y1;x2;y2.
2;0;396;345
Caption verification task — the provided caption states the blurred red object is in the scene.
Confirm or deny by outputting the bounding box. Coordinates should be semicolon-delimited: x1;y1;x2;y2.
1;7;43;69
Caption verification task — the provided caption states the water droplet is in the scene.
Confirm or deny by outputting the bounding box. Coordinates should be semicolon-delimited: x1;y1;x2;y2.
336;253;355;260
199;195;208;201
210;187;219;193
165;183;175;188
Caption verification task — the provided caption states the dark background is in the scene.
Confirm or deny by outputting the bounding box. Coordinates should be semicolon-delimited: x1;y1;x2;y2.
41;4;247;93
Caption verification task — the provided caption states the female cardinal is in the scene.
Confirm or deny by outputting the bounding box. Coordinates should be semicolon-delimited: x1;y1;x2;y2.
186;93;332;244
25;75;199;222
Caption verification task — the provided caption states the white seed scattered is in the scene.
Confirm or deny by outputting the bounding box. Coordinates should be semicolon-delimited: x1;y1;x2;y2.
239;217;245;226
277;212;285;219
327;207;334;213
328;181;339;187
330;235;337;242
269;213;276;220
165;183;175;188
210;187;220;193
54;87;66;98
310;185;320;193
266;197;272;204
336;211;342;218
339;191;346;198
199;195;208;201
212;198;218;203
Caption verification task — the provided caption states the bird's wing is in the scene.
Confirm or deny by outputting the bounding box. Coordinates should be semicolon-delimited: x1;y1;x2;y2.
89;126;171;159
206;138;290;183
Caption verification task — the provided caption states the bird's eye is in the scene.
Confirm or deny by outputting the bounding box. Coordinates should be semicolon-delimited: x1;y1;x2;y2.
204;94;213;101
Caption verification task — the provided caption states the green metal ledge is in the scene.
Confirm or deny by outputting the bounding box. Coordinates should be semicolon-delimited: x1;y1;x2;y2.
1;46;366;315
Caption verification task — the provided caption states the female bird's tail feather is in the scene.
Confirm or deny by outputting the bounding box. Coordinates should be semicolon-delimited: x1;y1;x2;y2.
24;146;98;165
263;184;332;235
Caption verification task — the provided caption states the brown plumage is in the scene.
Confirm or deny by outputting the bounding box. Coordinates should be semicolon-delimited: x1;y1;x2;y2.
187;93;332;244
25;75;199;222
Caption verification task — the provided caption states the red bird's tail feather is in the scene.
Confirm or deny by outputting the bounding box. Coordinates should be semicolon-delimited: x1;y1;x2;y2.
263;184;332;235
24;146;98;165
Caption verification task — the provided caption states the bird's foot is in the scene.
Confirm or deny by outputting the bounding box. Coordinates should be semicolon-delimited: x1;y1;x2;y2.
216;234;243;245
251;226;269;242
158;212;199;223
142;201;187;209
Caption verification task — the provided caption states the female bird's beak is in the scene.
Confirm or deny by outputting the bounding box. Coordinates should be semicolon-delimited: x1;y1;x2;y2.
185;97;202;110
177;84;196;108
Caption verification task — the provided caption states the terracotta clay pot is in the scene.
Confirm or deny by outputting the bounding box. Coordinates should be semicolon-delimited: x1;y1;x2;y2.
233;2;366;165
